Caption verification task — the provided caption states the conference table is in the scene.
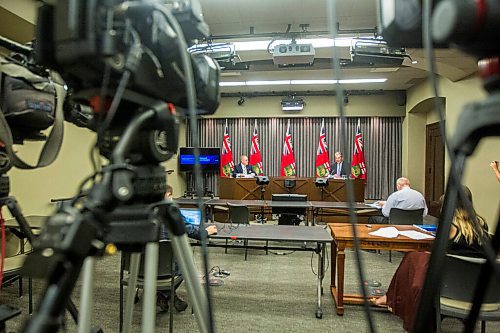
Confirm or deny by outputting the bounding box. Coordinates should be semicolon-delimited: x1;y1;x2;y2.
209;223;332;319
176;198;379;225
309;201;379;225
328;223;434;315
196;199;312;225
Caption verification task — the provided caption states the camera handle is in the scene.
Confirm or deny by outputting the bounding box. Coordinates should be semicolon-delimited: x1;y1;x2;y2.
414;90;500;332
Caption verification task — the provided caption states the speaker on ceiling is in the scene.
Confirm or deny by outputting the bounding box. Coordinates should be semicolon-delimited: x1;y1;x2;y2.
396;91;407;106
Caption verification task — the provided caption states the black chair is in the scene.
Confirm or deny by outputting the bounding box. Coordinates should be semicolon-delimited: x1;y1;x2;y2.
387;208;425;262
2;229;34;314
389;208;424;225
120;240;183;330
2;254;33;314
227;203;251;260
436;254;500;333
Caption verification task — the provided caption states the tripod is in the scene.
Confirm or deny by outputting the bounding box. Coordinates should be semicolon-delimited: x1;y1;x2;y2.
21;108;211;333
256;184;267;224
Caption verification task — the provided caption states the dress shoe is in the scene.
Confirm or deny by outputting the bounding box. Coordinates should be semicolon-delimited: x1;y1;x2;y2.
173;294;188;312
156;292;169;312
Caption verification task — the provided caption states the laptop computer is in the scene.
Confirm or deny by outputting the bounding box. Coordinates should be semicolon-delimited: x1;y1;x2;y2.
179;208;202;227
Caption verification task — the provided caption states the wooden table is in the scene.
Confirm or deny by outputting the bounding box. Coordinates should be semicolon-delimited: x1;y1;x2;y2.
329;223;434;315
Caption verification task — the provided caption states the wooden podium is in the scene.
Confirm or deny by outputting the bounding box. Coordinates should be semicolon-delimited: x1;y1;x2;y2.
219;177;271;200
219;177;364;202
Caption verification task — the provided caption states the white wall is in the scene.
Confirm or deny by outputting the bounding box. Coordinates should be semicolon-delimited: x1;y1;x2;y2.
406;77;500;229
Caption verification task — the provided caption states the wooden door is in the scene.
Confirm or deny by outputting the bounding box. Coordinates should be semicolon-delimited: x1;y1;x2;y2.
425;122;445;217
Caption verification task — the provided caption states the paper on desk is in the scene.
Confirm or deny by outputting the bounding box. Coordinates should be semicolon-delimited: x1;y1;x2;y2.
399;230;435;240
365;203;382;209
369;227;400;238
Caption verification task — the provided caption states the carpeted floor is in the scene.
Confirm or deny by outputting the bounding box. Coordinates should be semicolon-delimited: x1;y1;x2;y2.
1;242;497;332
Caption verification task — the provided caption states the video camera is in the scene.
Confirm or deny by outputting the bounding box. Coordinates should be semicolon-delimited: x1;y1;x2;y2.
17;2;219;332
378;1;500;332
36;0;220;115
35;0;220;164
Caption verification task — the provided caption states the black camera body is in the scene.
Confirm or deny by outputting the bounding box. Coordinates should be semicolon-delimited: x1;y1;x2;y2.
33;0;220;167
35;0;220;118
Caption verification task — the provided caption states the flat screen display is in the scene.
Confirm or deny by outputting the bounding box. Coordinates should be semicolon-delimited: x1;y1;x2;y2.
179;208;202;226
178;147;220;172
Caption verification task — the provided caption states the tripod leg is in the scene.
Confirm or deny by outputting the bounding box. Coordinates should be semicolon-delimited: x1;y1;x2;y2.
170;234;210;333
141;242;158;333
5;197;36;243
123;253;140;333
78;257;95;333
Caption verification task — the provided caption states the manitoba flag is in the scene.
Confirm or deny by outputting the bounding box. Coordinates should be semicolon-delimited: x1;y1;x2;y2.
351;120;367;179
249;120;264;175
315;119;330;177
280;120;296;176
220;120;234;177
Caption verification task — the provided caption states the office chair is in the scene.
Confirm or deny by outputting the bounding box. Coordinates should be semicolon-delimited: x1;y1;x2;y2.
2;228;35;314
436;254;500;333
227;203;251;260
2;254;33;314
389;208;424;225
388;208;425;262
120;240;183;330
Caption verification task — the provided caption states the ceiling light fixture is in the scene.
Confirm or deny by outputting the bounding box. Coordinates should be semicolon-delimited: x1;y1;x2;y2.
220;78;387;87
246;80;291;86
232;37;357;51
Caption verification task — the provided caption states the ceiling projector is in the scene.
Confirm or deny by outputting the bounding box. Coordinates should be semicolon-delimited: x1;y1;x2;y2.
350;40;406;66
272;43;315;67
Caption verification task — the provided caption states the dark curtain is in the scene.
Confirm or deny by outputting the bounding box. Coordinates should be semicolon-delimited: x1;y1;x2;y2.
186;117;402;200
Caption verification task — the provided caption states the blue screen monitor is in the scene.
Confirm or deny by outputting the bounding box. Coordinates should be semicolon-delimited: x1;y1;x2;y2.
179;147;220;172
179;208;202;226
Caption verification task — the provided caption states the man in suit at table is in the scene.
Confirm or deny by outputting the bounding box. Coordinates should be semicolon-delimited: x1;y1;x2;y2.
330;152;350;179
232;155;256;177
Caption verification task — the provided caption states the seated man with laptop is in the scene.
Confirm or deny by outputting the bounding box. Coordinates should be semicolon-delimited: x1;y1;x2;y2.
156;185;217;312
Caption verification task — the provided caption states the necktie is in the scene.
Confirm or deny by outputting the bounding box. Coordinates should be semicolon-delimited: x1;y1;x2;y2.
337;163;341;176
243;165;247;174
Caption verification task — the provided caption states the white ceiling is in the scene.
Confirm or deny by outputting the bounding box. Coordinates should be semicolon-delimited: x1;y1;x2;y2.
198;0;478;95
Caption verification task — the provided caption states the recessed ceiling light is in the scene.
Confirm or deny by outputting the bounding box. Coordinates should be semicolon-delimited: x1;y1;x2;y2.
246;80;291;86
219;78;387;86
231;37;361;51
220;72;242;77
219;81;246;86
369;67;400;73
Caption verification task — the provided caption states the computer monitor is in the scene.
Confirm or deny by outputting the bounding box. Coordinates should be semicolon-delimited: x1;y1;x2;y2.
178;147;220;173
271;194;307;225
179;208;202;226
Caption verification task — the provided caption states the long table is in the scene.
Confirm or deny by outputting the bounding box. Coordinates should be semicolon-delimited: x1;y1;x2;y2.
210;224;332;319
219;177;365;202
175;198;383;225
328;223;434;315
309;201;379;224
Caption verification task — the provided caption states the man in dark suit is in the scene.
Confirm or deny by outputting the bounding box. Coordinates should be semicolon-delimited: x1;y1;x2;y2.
330;152;350;178
232;155;256;177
